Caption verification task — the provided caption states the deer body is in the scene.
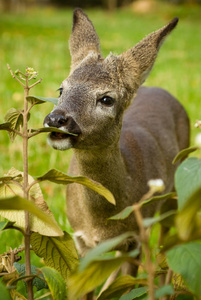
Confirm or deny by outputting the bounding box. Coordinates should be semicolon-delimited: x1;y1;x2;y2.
66;86;189;255
44;9;189;258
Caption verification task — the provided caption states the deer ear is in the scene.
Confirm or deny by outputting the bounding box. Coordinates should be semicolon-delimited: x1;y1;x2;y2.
118;18;179;94
69;8;102;70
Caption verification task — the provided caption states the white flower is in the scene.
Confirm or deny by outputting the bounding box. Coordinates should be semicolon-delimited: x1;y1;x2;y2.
148;179;165;193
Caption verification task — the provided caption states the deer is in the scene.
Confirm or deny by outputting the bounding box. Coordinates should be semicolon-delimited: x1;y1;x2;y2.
43;8;189;285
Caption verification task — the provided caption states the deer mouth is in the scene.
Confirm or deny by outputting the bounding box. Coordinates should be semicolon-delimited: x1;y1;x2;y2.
47;130;80;150
50;131;75;140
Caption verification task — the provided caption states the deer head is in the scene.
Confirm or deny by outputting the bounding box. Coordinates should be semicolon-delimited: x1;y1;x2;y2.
43;9;178;151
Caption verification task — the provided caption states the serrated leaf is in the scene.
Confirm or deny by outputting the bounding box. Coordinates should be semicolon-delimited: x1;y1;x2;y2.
119;286;148;300
30;231;79;282
37;169;115;205
4;108;23;142
173;146;199;164
166;242;201;296
143;210;176;228
14;263;48;291
97;275;147;300
0;167;63;236
26;95;58;105
80;232;136;271
69;256;129;299
41;267;67;300
0;196;62;236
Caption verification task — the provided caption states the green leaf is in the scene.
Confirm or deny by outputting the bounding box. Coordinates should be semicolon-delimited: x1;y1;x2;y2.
0;174;22;182
79;232;137;271
30;126;78;136
155;285;174;298
173;146;199;164
37;169;115;205
97;275;148;300
0;122;12;131
119;287;148;300
69;256;129;299
0;220;15;231
109;206;134;220
26;95;58;105
142;192;176;207
4;108;23;142
175;157;201;240
30;231;79;282
143;210;176;228
14;263;48;291
109;193;176;221
175;157;201;210
0;196;63;236
0;280;11;300
41;267;67;300
0;167;63;236
167;242;201;296
176;192;201;241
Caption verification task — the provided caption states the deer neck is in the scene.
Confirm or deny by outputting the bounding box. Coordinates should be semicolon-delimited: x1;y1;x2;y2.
73;144;131;208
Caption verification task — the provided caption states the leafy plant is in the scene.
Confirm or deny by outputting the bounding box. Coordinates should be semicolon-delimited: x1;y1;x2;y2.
0;66;114;299
1;65;201;300
67;141;201;299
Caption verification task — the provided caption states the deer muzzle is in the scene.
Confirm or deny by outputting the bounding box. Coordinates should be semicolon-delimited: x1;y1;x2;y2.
43;111;81;150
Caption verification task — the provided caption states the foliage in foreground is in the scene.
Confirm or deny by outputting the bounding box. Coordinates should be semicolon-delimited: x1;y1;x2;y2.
0;66;201;299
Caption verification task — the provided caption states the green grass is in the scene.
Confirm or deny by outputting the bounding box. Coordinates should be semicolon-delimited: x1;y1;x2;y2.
0;2;201;258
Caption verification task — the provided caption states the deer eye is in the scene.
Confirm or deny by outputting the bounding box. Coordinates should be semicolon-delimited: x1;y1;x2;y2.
57;88;63;97
99;96;115;106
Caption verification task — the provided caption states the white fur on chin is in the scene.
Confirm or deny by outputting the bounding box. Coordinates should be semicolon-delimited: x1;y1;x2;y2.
47;135;73;151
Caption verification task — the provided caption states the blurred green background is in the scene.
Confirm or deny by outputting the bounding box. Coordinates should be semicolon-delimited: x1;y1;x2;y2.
0;0;201;256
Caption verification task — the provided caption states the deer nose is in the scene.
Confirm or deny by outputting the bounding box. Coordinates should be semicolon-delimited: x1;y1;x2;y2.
43;112;68;128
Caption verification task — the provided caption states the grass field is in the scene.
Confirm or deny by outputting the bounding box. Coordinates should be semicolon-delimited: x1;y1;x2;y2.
0;2;201;258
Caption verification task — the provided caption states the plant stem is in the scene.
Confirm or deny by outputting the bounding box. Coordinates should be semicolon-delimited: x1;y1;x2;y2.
23;77;33;300
7;65;42;299
133;204;155;300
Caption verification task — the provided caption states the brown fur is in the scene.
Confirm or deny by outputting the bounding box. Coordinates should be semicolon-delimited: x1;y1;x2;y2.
44;9;189;261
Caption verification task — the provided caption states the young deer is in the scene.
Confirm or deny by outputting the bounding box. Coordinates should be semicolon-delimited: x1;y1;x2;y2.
44;9;189;269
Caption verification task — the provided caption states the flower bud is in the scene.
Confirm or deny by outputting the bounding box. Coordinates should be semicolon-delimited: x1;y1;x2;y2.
148;179;165;193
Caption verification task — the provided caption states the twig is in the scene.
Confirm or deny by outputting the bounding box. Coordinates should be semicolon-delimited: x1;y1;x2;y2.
165;268;173;285
19;74;26;81
1;246;25;257
29;78;42;89
26;179;40;194
5;127;23;138
6;225;25;235
23;75;33;300
7;64;26;88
